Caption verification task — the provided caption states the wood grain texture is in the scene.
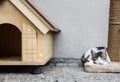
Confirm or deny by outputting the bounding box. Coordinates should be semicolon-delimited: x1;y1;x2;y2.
10;0;49;34
21;0;60;32
0;1;54;65
108;0;120;62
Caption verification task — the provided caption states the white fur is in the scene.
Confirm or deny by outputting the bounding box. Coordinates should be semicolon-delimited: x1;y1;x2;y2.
84;59;94;66
94;57;108;65
83;47;111;66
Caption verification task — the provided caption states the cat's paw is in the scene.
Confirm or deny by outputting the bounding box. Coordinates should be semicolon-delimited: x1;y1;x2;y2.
84;62;93;67
84;63;91;67
99;62;108;65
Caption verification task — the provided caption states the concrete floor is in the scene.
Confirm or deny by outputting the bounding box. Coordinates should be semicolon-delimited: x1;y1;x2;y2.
0;62;119;82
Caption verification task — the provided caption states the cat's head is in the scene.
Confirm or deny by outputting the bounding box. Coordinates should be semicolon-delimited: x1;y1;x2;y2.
91;49;107;64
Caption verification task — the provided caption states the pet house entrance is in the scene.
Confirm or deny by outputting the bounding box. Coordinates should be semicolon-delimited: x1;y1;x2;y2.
0;23;21;61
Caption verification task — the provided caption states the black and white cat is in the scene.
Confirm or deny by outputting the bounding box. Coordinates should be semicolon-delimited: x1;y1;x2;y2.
81;47;111;66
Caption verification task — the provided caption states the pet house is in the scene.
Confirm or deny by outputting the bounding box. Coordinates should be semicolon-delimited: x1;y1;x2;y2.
0;0;60;65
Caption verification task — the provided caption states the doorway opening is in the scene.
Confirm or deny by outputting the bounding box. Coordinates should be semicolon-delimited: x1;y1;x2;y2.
0;23;21;61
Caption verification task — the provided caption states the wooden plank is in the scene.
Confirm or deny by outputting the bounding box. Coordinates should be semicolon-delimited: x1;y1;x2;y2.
26;25;37;62
22;23;27;61
20;0;57;31
44;31;53;58
109;54;120;61
22;24;38;62
37;32;44;62
30;25;37;62
108;0;120;62
0;56;45;65
0;62;44;65
109;22;120;25
10;0;49;34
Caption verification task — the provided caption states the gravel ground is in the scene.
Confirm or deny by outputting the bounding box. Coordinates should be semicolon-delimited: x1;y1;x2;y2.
0;63;119;82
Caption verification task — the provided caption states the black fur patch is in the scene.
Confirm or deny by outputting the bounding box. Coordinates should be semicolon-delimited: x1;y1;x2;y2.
96;51;103;57
81;54;90;63
96;47;105;50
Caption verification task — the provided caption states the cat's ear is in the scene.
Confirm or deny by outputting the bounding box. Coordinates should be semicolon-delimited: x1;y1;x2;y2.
102;49;107;57
91;50;96;57
102;49;107;54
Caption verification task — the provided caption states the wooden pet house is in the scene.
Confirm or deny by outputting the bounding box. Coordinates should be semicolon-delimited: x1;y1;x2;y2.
0;0;60;65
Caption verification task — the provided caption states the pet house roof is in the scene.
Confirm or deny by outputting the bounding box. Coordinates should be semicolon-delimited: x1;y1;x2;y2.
10;0;60;34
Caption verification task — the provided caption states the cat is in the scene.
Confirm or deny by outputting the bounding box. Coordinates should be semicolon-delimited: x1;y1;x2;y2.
81;47;111;66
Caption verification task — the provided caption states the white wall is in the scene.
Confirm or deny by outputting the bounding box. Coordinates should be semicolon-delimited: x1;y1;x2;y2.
29;0;110;58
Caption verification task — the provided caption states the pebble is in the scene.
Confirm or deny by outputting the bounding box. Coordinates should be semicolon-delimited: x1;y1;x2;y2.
0;62;119;82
